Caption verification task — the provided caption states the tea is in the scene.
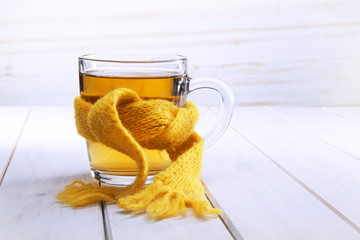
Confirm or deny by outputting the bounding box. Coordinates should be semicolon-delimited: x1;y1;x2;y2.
80;71;187;176
80;70;186;103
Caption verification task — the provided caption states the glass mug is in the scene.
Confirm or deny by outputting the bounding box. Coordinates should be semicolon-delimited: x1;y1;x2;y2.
79;53;234;185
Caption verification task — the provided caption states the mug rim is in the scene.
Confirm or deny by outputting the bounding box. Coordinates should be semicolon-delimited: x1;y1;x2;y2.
79;53;187;63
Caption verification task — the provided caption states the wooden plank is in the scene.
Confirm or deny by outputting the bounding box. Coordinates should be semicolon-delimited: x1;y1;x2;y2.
1;32;360;106
201;107;360;239
225;106;360;233
270;107;360;159
0;107;29;178
2;30;360;79
0;107;104;239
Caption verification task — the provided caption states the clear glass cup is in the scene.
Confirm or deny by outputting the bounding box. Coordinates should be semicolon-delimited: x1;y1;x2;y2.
79;53;234;185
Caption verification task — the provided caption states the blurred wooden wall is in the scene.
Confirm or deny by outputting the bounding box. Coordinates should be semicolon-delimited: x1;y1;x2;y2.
0;0;360;106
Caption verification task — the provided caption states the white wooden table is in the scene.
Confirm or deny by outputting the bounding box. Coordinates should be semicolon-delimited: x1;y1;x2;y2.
1;106;360;240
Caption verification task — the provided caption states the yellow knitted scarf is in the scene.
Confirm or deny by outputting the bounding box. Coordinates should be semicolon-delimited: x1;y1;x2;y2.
57;88;221;219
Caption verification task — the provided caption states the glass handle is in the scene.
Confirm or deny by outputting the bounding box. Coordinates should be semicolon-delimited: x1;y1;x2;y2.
188;77;234;148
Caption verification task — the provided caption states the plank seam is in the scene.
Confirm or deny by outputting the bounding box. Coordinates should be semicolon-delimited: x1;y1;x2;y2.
101;201;112;240
2;21;360;44
321;107;360;126
202;180;245;240
0;107;31;186
99;181;113;240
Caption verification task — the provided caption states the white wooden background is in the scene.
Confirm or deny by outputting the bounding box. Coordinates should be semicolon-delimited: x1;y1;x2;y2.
1;0;360;106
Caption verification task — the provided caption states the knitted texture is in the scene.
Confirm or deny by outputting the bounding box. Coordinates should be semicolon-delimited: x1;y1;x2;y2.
57;88;221;219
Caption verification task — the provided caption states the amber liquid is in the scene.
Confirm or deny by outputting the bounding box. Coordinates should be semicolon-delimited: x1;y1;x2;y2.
80;71;186;176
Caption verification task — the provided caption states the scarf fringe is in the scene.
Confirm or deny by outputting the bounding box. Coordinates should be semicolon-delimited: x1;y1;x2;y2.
118;181;221;219
56;180;117;207
57;180;221;219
